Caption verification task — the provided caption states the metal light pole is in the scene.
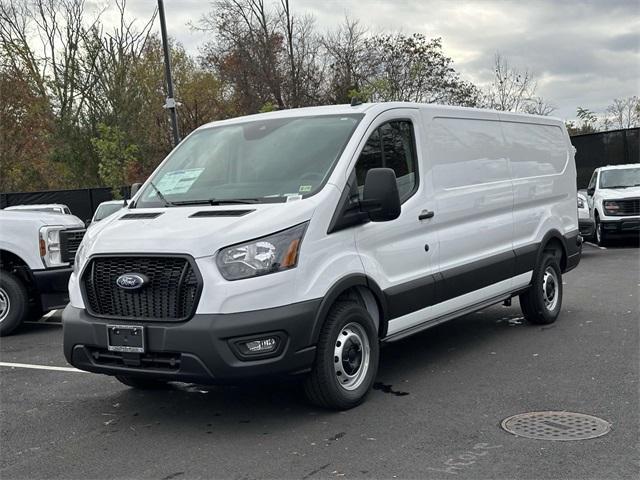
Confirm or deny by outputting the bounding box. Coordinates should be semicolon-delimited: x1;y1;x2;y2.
158;0;180;147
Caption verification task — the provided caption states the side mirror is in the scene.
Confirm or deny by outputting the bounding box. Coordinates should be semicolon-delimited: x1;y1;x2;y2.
130;183;142;196
586;187;595;196
360;168;401;222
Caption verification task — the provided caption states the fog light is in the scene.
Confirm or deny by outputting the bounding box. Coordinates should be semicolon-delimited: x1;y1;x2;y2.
244;337;278;353
232;334;284;358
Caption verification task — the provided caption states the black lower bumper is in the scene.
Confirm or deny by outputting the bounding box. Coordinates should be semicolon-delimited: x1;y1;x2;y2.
578;218;595;238
601;219;640;236
32;267;73;311
63;300;322;384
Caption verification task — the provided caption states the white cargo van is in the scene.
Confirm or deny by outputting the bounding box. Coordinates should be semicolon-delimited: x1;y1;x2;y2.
63;103;581;409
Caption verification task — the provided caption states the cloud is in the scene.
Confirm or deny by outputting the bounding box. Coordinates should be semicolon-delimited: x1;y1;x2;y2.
119;0;639;120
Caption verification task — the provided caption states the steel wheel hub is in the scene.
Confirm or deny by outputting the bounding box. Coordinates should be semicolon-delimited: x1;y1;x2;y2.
542;267;559;311
333;322;370;391
0;287;9;323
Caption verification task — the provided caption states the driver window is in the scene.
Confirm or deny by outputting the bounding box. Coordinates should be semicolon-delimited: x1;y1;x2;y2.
355;120;417;202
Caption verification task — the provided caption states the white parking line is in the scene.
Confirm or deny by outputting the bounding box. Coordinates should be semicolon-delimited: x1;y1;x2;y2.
43;310;58;319
585;241;607;250
0;362;86;373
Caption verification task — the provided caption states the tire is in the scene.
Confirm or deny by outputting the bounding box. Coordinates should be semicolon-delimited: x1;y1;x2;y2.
0;271;29;336
304;301;379;410
595;213;608;247
115;375;170;390
519;252;563;325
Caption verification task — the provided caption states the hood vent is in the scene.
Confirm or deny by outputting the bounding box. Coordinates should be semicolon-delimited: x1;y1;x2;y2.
120;212;164;220
190;210;254;218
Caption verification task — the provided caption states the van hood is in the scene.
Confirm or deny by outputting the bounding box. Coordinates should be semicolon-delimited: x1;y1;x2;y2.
598;186;640;199
82;201;317;259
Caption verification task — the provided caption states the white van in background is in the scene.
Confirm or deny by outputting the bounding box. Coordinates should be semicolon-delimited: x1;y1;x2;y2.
586;164;640;246
63;103;580;409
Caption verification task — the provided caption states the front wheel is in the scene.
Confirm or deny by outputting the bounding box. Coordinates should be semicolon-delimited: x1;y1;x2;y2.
0;271;29;336
304;302;379;410
519;252;563;325
595;213;608;246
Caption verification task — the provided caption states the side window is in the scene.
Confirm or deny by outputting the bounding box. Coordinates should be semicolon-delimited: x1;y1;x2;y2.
355;120;417;202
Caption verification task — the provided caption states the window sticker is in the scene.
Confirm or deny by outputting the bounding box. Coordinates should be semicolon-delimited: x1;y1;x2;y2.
298;185;312;193
285;194;303;202
155;168;204;194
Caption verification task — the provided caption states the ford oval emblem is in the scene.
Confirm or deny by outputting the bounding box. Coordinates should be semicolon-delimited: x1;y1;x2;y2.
116;273;148;290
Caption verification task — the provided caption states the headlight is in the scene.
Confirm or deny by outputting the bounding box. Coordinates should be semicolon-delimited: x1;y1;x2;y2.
577;197;585;209
216;222;308;281
603;200;620;215
73;242;88;275
39;226;65;267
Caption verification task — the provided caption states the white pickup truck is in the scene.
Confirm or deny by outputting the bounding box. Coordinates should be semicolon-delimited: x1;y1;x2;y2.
0;210;85;335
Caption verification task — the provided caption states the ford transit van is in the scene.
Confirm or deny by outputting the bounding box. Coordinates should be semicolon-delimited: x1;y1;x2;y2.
63;103;581;409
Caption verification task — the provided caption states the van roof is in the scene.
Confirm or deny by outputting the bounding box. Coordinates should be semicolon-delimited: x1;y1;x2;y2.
198;102;564;130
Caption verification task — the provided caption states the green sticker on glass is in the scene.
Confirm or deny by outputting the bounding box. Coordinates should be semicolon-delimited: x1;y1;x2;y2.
299;185;312;193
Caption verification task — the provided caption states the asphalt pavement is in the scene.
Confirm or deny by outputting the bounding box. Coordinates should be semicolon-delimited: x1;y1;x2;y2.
1;242;638;480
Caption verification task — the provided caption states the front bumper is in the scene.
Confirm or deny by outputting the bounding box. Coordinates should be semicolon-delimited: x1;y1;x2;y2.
600;218;640;236
32;267;73;311
63;300;322;384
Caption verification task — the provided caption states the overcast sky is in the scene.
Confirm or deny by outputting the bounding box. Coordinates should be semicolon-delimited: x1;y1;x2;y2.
99;0;639;121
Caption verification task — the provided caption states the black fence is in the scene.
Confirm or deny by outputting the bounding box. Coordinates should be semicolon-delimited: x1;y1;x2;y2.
571;127;639;189
0;187;128;222
1;128;638;216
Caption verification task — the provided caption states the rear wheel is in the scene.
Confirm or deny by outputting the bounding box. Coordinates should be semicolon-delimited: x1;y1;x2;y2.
519;252;563;325
115;375;169;389
304;301;379;410
0;271;29;336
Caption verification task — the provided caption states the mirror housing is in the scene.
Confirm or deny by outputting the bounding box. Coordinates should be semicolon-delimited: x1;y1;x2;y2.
130;183;142;196
360;168;401;222
586;187;595;196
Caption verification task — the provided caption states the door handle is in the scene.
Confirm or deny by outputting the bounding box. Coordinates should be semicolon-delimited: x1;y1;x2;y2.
418;210;435;220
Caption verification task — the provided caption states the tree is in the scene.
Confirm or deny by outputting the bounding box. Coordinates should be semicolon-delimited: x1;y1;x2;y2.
197;0;325;114
91;123;139;196
323;17;370;103
484;53;554;115
524;96;556;116
0;66;62;192
567;107;599;135
359;34;481;106
605;96;639;130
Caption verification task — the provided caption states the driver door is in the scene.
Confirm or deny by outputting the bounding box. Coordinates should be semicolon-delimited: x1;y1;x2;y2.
349;108;439;336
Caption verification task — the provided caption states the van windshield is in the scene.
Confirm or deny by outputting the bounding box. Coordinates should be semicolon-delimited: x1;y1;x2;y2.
599;167;640;189
135;114;363;207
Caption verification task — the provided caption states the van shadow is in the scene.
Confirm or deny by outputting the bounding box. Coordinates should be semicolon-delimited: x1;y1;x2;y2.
78;305;524;435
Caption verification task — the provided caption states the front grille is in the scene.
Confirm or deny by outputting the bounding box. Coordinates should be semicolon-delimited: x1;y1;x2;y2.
60;229;86;264
82;256;201;321
606;198;640;216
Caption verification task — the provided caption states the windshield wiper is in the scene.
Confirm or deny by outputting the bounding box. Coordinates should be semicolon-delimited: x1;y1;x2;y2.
171;198;261;206
148;182;174;207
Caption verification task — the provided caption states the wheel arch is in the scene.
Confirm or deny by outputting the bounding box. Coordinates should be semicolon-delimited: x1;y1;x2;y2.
311;274;388;344
0;249;37;299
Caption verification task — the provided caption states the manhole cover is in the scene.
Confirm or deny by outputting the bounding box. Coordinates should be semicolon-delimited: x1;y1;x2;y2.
501;411;611;441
